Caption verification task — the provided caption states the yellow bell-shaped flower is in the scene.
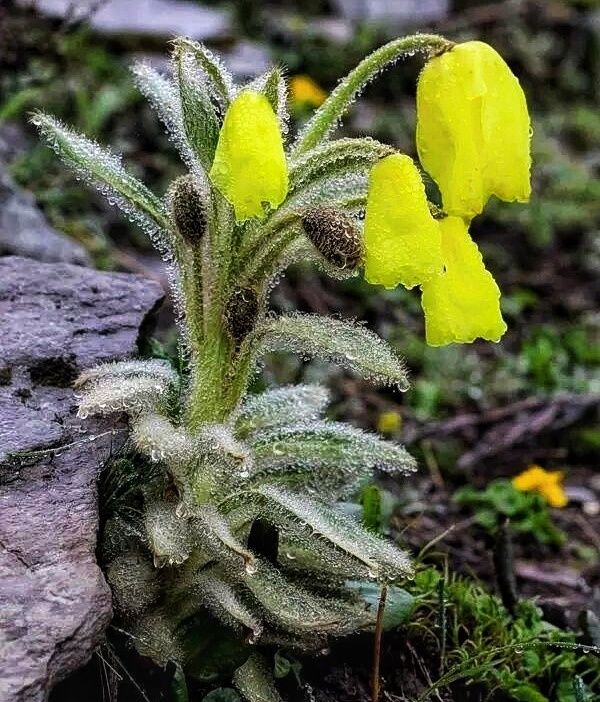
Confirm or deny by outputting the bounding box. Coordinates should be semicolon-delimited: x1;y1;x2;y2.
416;41;531;219
421;216;506;346
209;90;288;221
363;154;443;290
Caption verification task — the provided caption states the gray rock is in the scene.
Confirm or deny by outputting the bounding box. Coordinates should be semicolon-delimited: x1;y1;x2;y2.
25;0;232;41
0;123;90;267
331;0;449;25
0;170;91;266
0;256;164;702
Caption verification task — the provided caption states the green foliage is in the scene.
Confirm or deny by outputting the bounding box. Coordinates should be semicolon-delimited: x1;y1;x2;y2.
454;480;565;546
408;568;600;701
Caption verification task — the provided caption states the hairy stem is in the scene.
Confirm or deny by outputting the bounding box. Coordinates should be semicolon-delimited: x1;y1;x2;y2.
292;33;453;157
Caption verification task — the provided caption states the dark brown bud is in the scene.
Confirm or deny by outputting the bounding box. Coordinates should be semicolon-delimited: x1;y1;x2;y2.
301;207;362;270
170;175;206;244
223;287;260;344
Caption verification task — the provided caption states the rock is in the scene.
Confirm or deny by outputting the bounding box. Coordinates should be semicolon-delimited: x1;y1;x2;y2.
0;124;91;267
222;41;271;81
24;0;232;41
0;170;91;266
331;0;449;26
0;256;164;702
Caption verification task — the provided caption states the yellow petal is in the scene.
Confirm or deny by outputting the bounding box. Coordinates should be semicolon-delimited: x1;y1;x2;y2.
512;466;547;492
421;216;507;346
417;41;531;218
209;90;288;221
541;482;568;508
363;154;443;290
290;75;327;109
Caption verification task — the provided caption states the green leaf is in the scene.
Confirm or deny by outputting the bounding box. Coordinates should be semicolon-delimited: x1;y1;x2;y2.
292;34;452;156
347;581;415;629
233;653;283;702
32;113;170;249
175;46;221;170
254;314;410;391
241;486;413;582
234;385;330;439
361;484;383;533
289;137;394;194
132;62;197;169
247;421;416;498
171;663;189;702
173;38;234;109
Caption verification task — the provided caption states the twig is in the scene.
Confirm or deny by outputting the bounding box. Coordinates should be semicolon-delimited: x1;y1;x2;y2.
371;584;387;702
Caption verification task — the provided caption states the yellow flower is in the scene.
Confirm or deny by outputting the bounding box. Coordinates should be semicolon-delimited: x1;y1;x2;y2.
290;75;327;109
363;154;443;289
209;90;288;221
420;216;506;346
416;41;531;219
512;465;568;508
376;410;402;435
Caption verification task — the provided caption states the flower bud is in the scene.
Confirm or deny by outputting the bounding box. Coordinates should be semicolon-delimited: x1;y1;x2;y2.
169;175;207;245
301;207;362;270
223;287;260;344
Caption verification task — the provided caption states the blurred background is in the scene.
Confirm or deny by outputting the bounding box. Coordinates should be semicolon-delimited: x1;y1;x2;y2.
1;0;600;666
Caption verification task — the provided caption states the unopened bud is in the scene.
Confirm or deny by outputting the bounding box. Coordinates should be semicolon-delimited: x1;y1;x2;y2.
223;287;260;343
169;175;206;244
301;207;362;270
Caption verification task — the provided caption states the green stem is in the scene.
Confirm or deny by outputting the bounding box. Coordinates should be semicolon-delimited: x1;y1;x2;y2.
291;33;453;157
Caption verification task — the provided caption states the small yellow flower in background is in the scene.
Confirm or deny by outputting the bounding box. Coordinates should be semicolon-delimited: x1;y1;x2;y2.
420;216;506;346
512;465;568;508
209;90;288;221
363;154;443;290
416;40;531;219
290;75;327;110
376;410;402;435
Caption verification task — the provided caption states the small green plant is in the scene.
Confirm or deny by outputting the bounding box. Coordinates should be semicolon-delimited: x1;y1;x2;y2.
34;33;531;698
454;479;565;546
408;567;600;701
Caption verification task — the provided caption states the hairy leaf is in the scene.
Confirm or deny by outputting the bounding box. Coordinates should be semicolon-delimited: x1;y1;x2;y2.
247;420;416;497
32;113;170;253
240;558;364;635
289;137;394;194
145;499;193;566
77;375;174;419
75;358;178;389
233;384;330;438
175;47;220;170
194;571;263;638
131;62;197;169
254;314;410;391
192;505;256;571
233;653;282;702
253;486;412;582
174;38;234;110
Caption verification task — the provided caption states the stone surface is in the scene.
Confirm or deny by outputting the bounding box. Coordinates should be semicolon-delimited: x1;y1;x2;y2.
24;0;232;41
0;256;164;702
331;0;449;25
0;124;90;267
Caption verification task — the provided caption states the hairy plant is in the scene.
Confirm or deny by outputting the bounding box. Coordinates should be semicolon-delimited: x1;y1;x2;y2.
34;32;531;700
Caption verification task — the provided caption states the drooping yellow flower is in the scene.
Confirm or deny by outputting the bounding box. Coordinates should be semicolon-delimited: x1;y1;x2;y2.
209;90;288;221
290;75;327;110
363;154;443;290
421;216;506;346
416;41;531;218
512;465;568;508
